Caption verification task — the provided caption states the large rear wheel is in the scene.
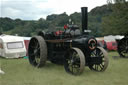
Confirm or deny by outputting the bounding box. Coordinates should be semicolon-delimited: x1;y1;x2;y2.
89;47;109;72
28;36;47;67
64;48;85;75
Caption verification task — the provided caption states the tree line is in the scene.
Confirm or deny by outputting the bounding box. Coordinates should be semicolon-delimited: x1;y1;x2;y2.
103;0;128;35
0;1;127;37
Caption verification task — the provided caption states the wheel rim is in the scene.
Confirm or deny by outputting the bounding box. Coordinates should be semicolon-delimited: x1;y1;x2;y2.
89;47;109;72
118;38;128;58
28;37;41;67
64;48;85;75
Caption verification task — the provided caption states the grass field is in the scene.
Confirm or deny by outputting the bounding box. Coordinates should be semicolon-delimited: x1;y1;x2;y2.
0;51;128;85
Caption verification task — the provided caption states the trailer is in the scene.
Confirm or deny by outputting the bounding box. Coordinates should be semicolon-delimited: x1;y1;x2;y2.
0;35;26;58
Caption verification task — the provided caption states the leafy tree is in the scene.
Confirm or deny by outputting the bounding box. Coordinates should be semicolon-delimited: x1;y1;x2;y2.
102;0;128;35
88;5;112;36
46;14;58;21
0;4;116;37
70;12;81;26
0;17;14;31
37;18;49;30
46;12;69;31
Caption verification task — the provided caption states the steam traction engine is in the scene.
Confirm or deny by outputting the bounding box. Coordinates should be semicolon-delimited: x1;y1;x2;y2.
28;7;109;75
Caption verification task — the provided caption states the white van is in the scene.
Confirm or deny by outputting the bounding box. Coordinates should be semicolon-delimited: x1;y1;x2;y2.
0;34;26;58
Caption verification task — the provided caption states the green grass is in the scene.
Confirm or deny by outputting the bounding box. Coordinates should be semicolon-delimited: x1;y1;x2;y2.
0;51;128;85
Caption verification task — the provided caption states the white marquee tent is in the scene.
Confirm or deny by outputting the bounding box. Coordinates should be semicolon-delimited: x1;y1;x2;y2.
104;35;124;42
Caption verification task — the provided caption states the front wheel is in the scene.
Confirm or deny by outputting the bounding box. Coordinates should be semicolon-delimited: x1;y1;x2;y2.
64;48;85;75
89;47;109;72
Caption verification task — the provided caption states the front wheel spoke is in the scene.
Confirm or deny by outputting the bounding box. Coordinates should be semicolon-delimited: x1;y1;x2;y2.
74;62;80;65
74;65;79;68
69;62;72;66
96;65;98;70
96;49;99;56
73;65;80;74
92;52;96;57
99;64;103;69
93;50;96;55
102;60;105;62
94;64;96;70
101;63;104;68
67;59;72;64
99;52;103;57
74;67;79;73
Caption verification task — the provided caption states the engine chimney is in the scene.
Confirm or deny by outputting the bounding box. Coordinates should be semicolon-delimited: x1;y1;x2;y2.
81;7;88;34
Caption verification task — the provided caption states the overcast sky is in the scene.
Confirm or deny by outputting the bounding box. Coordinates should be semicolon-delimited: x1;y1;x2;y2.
0;0;107;20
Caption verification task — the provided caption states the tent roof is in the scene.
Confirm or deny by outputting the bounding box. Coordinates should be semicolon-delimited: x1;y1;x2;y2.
104;35;124;42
